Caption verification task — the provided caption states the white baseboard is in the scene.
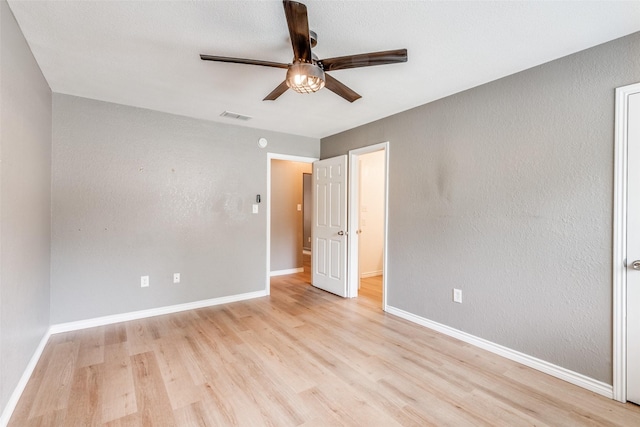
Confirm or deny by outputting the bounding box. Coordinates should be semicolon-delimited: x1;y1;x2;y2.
1;327;52;427
269;268;304;277
50;290;267;334
385;305;613;399
360;270;383;279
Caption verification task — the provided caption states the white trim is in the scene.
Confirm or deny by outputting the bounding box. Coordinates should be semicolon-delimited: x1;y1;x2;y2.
613;82;640;402
348;152;359;298
1;328;52;427
386;305;613;399
267;153;317;163
382;144;390;312
50;290;267;334
266;153;317;296
347;142;389;311
270;267;304;277
360;270;383;279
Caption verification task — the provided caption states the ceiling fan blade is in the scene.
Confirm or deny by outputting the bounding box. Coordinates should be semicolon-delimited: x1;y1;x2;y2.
324;74;361;103
200;54;289;69
283;0;312;63
318;49;408;72
263;81;290;101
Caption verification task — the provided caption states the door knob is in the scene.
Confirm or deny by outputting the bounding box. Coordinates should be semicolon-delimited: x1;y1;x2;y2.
633;260;640;270
338;231;345;236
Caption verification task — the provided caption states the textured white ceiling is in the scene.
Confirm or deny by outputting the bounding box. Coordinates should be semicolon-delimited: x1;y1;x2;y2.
7;0;640;138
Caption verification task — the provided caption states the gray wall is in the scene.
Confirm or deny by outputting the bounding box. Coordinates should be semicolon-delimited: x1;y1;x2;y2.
0;0;52;413
270;160;311;272
321;32;640;384
51;94;319;324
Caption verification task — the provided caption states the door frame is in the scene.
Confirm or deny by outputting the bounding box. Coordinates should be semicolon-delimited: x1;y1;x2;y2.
347;142;390;309
266;153;318;295
613;82;640;402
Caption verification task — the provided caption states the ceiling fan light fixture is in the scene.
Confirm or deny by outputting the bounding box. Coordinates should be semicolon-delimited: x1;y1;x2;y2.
200;1;407;102
286;62;325;94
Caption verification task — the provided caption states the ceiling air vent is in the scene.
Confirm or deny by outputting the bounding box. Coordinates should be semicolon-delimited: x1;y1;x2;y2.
220;111;252;121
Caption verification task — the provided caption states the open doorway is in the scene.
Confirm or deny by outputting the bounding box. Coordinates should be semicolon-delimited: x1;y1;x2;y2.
356;150;385;305
269;146;388;308
348;143;389;309
266;154;317;294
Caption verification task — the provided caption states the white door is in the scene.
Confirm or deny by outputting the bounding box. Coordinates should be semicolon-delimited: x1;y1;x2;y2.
312;155;348;297
627;90;640;404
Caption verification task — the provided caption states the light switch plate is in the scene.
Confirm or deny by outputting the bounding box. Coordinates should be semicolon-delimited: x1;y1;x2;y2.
297;204;302;211
173;273;180;284
252;204;259;214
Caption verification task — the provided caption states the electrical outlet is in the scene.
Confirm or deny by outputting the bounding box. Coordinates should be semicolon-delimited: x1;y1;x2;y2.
173;273;180;284
141;275;149;288
297;204;302;211
453;288;462;303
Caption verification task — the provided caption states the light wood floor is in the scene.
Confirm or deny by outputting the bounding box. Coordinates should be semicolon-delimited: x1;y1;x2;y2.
9;271;640;426
305;251;382;306
359;275;383;305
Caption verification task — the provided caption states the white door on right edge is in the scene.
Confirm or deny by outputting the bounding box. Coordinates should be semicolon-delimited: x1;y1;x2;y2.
312;155;348;297
627;90;640;404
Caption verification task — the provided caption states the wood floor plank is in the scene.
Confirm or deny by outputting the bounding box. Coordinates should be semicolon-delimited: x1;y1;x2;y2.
76;326;106;368
131;351;176;426
100;342;137;423
153;337;202;410
27;340;79;419
225;344;309;425
126;319;159;356
9;268;640;426
104;323;127;346
102;412;142;427
167;333;211;386
199;380;266;425
22;409;67;427
8;338;58;423
304;381;403;427
65;364;102;426
172;401;213;427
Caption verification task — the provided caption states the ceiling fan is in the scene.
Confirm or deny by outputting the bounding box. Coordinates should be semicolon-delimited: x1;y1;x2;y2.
200;0;408;103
